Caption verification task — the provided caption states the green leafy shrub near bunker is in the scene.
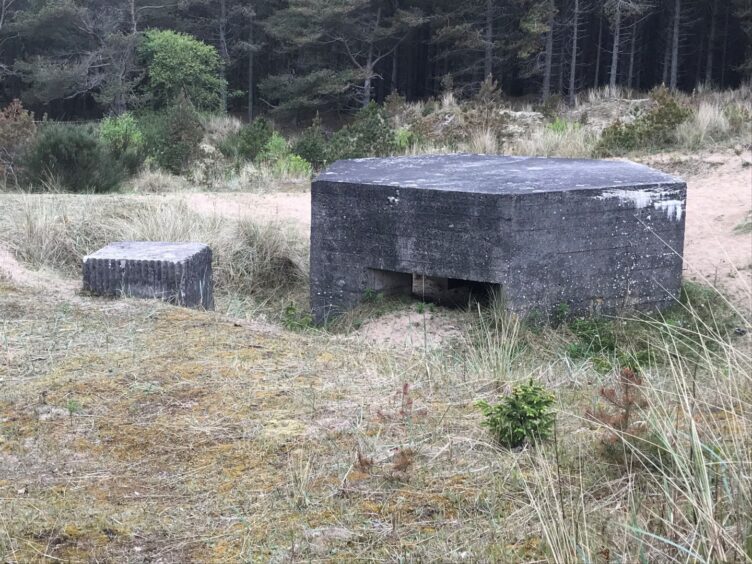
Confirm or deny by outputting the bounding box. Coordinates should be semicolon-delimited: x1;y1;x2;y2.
219;117;274;162
326;102;397;162
24;123;126;193
139;94;204;174
293;115;328;170
100;113;145;175
478;381;556;448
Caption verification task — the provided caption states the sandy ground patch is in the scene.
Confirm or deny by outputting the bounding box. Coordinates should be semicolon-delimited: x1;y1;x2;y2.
356;309;467;350
671;151;751;311
0;246;79;295
183;192;311;230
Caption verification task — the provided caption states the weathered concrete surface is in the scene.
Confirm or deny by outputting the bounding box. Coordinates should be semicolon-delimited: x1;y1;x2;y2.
310;154;686;323
83;242;213;309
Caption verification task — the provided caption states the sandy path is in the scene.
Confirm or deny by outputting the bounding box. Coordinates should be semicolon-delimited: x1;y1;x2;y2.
678;153;752;311
184;192;311;229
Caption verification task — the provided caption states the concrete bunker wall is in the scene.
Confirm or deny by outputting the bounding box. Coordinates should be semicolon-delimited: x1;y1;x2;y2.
310;156;686;324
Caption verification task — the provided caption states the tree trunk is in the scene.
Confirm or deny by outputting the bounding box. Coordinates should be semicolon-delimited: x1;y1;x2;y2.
541;0;554;100
720;2;729;87
484;0;493;79
705;0;717;85
557;31;564;95
129;0;137;33
362;7;382;107
695;25;705;87
391;48;398;93
219;0;229;112
391;0;399;93
594;8;603;88
662;35;670;84
609;3;621;90
568;0;579;105
248;7;254;121
627;20;637;90
670;0;680;90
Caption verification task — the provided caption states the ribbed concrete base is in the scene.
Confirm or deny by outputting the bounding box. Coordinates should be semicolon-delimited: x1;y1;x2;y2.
83;242;213;309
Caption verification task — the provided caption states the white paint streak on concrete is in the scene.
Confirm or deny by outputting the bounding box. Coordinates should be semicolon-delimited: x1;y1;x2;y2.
654;200;684;221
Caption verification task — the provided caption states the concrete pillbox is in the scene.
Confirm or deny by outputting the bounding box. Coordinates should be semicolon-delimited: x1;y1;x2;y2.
310;154;686;323
83;242;213;309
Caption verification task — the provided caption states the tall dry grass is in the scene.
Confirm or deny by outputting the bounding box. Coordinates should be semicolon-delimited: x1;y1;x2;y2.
463;128;499;154
0;194;308;297
676;101;732;150
509;121;598;158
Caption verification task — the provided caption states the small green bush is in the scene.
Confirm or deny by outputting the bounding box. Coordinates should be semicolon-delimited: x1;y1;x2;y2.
394;127;417;152
282;303;314;331
257;131;289;163
293;116;328;170
567;317;617;358
24;123;125;193
326;102;397;162
270;153;312;178
140;94;204;174
594;86;691;157
255;132;312;178
100;113;145;174
477;380;556;448
219;117;274;162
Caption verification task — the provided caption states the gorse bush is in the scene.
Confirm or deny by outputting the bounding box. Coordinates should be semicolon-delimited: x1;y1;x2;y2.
293;115;328;170
477;380;556;448
594;86;691;156
140;94;204;174
100;113;145;174
326;101;396;161
219;117;274;161
24;124;125;193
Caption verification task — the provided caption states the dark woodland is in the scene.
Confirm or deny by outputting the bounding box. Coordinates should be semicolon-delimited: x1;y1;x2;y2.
0;0;750;122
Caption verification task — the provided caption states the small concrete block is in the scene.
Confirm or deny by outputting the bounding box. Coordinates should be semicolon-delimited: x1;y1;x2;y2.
310;154;687;323
83;242;213;309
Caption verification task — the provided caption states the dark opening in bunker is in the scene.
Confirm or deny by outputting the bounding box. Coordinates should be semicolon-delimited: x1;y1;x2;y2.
367;269;499;308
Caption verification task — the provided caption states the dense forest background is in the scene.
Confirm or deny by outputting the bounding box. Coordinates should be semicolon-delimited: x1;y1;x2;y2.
0;0;750;123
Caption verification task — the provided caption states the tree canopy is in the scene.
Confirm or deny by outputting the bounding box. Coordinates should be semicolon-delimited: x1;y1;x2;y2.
0;0;749;120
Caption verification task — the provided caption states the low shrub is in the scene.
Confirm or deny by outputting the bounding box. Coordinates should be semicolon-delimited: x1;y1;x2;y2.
254;131;313;179
587;368;671;471
219;117;273;161
326;102;396;162
393;127;417;153
100;113;145;174
24;124;125;193
477;380;556;448
257;131;289;163
0;100;37;186
268;153;312;179
594;86;692;157
293;115;328;169
140;94;204;174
